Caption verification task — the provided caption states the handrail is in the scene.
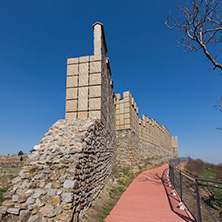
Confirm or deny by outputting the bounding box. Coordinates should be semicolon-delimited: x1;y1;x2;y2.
176;167;222;184
169;157;222;222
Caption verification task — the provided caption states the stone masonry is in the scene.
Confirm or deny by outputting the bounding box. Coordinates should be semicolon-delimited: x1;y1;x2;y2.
1;22;178;221
1;118;115;222
65;22;115;138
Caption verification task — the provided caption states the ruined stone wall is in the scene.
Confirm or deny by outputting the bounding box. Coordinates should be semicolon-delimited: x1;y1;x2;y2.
115;130;140;167
0;118;115;222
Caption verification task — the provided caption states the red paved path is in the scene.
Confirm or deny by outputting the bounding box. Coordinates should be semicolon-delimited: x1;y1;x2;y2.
105;164;195;222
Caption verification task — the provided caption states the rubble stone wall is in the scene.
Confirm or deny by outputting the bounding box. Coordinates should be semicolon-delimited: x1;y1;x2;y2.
0;118;115;222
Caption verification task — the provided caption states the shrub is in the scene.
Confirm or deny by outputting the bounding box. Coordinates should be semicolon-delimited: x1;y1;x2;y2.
18;151;24;156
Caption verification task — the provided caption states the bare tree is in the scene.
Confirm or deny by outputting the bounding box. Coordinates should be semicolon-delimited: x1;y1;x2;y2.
165;0;222;70
214;98;222;129
214;97;222;111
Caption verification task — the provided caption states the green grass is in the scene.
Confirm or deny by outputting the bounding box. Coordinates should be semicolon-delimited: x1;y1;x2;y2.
184;158;222;221
0;187;8;206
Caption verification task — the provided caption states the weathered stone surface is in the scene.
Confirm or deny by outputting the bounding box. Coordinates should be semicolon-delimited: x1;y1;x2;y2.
61;193;73;203
12;195;19;202
3;118;115;221
33;189;46;198
28;214;39;222
61;203;72;210
39;204;56;218
7;207;20;215
49;196;61;207
3;192;13;199
47;189;57;197
57;213;69;220
2;200;14;207
0;206;8;214
26;197;36;205
18;195;27;203
63;180;75;189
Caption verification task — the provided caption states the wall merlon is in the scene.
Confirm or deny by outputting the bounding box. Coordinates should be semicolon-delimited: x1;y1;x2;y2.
79;55;89;63
67;57;79;64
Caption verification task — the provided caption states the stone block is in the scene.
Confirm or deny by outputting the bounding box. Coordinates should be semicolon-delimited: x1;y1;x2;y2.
78;112;88;118
67;64;78;76
115;93;121;100
89;98;101;110
90;61;101;73
89;74;101;85
66;100;77;112
67;76;78;87
93;54;102;61
89;111;101;119
79;74;88;86
123;91;131;97
89;56;94;62
67;58;78;64
119;117;124;125
119;103;124;113
124;102;129;108
89;85;101;97
66;88;77;99
125;113;130;119
125;118;130;124
65;112;77;119
125;124;130;129
119;125;124;130
79;56;89;63
78;87;88;111
79;63;88;75
125;107;130;113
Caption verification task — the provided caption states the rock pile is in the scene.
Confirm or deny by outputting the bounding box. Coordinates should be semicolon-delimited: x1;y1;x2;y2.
0;118;115;222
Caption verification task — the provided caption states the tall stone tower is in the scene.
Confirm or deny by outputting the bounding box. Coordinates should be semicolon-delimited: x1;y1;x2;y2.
65;22;115;136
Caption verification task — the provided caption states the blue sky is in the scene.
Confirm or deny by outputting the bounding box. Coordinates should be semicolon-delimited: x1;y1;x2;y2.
0;0;221;163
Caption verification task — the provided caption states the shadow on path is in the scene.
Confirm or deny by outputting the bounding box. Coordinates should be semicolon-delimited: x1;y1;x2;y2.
160;168;195;222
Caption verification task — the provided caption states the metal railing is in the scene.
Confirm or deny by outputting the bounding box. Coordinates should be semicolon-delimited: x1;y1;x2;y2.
169;158;222;222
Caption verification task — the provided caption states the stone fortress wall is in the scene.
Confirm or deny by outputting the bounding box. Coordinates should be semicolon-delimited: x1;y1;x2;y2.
115;91;178;166
1;22;178;221
115;91;178;151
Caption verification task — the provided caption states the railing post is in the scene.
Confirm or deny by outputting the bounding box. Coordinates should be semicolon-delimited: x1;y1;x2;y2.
180;170;182;201
195;179;202;222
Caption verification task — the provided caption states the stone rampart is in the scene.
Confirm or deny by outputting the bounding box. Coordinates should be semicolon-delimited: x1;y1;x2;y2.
0;118;115;221
1;22;178;221
115;92;178;167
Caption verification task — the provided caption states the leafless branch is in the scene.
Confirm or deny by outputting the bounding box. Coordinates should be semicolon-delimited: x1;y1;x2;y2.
165;0;222;70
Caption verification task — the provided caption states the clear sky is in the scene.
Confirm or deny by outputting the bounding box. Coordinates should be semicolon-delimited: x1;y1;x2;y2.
0;0;221;164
